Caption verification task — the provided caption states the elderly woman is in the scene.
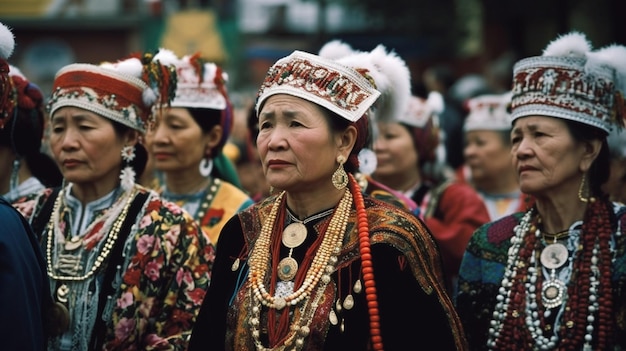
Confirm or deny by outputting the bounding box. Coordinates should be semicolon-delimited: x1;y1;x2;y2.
372;91;490;297
188;50;467;350
456;32;626;350
12;51;213;350
145;51;254;247
460;92;528;220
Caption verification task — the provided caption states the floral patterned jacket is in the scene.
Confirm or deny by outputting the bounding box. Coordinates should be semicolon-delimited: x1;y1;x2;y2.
12;185;215;350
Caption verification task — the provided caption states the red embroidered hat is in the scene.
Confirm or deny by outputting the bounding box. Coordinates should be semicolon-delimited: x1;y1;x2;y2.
48;51;177;133
511;32;626;133
464;91;513;132
0;22;15;128
153;49;233;155
255;50;381;123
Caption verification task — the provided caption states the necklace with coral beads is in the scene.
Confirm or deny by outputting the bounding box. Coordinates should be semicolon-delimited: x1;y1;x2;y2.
247;190;352;350
487;207;608;350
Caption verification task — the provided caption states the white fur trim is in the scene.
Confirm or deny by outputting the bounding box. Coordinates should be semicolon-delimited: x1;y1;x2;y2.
0;22;15;60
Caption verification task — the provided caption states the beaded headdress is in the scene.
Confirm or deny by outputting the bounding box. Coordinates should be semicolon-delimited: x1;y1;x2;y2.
463;91;513;132
47;50;178;133
153;50;233;152
317;40;412;174
398;92;445;165
0;22;15;129
255;50;381;123
511;32;626;134
320;40;412;123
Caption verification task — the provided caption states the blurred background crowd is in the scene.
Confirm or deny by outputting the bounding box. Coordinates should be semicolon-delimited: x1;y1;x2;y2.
2;0;626;199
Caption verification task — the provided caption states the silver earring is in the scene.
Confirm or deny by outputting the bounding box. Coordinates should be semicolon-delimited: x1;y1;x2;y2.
120;146;136;192
199;157;213;177
332;155;348;190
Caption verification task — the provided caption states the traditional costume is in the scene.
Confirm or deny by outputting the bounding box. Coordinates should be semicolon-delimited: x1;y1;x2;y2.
189;49;467;350
457;32;626;350
12;53;214;350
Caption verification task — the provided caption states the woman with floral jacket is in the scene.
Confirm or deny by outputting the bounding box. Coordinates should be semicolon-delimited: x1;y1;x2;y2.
12;51;213;350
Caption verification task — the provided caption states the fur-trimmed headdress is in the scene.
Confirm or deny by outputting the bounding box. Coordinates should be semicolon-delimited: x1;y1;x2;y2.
511;31;626;134
318;40;412;123
48;49;178;133
0;22;15;128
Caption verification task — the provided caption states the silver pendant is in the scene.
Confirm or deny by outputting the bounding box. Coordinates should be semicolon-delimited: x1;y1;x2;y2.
542;278;566;309
540;243;569;269
282;222;307;248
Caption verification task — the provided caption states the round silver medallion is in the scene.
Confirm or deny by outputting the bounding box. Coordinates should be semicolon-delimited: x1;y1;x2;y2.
540;243;569;269
282;222;307;248
542;279;566;309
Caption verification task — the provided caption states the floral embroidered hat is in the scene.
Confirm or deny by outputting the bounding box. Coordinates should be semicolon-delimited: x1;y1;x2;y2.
0;22;15;128
47;50;177;133
255;50;381;123
511;31;626;134
463;91;513;132
153;49;233;151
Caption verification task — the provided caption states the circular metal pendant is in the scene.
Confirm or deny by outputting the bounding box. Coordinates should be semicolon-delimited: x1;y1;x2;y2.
542;278;566;309
277;256;299;281
540;243;569;269
282;222;307;248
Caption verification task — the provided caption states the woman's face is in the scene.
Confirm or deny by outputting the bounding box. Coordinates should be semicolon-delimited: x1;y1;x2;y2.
373;122;418;178
511;116;587;196
464;130;512;183
146;107;218;175
49;107;129;186
257;94;344;192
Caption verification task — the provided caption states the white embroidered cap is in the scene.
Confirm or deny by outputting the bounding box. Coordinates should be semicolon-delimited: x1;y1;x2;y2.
255;50;381;122
464;91;513;132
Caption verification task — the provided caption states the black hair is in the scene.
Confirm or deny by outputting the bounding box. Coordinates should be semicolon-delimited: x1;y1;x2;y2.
0;105;62;188
564;119;610;195
186;107;228;180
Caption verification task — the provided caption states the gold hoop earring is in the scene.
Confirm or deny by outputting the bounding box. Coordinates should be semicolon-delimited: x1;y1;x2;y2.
332;155;348;190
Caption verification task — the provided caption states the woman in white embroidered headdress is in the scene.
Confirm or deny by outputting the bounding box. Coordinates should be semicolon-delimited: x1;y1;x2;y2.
11;50;214;350
145;51;254;248
371;89;490;297
188;49;468;350
456;32;626;350
460;91;530;221
317;40;418;213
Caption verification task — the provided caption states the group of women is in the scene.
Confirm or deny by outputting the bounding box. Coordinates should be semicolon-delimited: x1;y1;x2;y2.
2;17;625;350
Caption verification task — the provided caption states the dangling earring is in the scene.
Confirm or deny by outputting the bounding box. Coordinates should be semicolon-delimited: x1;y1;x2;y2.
120;145;136;192
10;158;20;191
332;155;348;190
578;172;590;203
199;157;213;177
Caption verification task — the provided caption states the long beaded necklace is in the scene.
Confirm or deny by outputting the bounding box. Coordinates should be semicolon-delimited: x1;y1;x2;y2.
247;189;352;350
45;185;137;333
487;200;614;350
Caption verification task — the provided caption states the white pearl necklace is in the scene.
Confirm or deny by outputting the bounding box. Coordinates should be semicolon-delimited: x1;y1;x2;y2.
487;209;602;350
